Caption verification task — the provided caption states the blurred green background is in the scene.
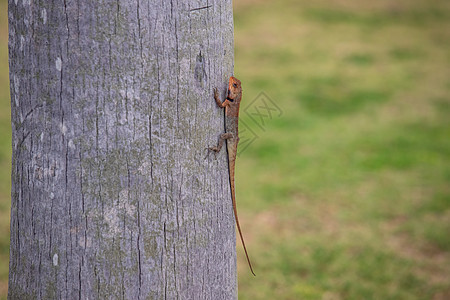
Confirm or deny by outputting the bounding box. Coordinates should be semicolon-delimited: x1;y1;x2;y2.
1;0;449;299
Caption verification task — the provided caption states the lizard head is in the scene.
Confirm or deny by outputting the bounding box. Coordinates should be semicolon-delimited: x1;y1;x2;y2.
227;76;242;102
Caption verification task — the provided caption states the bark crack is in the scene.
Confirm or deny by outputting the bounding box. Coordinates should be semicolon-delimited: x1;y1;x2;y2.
137;0;143;59
78;259;82;299
189;5;212;12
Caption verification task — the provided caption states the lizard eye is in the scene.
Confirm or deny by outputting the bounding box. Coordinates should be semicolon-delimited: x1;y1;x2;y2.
232;83;237;88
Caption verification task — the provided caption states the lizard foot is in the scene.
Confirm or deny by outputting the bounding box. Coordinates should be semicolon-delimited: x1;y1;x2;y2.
206;146;220;159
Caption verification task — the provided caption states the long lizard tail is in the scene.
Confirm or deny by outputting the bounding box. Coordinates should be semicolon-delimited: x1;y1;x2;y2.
229;159;256;276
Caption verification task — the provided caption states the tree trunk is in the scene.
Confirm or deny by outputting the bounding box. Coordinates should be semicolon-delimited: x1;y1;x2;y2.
8;0;236;299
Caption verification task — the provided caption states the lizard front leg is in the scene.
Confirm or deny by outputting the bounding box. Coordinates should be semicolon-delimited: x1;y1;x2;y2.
208;87;232;158
214;88;232;108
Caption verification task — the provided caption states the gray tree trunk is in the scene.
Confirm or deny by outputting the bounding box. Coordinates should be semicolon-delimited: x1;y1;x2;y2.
8;0;236;299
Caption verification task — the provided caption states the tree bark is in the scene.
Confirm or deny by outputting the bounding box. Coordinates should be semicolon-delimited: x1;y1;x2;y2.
8;0;236;299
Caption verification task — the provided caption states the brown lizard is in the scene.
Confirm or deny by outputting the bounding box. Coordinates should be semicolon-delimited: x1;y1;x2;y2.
209;76;256;276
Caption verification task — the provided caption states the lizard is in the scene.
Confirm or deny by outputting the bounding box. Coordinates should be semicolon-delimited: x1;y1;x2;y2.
208;76;256;276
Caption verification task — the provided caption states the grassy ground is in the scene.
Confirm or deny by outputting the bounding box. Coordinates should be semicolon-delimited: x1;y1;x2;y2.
233;0;450;299
1;0;449;299
0;0;11;298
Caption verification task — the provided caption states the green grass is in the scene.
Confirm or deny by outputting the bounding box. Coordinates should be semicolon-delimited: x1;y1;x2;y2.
233;0;449;299
1;0;449;299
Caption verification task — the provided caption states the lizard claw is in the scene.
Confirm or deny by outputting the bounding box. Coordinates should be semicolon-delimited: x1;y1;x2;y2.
205;147;219;159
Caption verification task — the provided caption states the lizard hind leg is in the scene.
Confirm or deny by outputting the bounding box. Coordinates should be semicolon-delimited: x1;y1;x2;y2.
208;133;233;156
